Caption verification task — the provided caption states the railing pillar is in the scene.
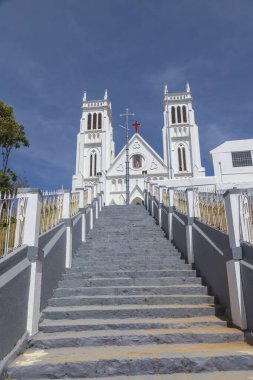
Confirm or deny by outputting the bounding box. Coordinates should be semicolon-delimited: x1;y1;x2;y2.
143;189;147;209
90;202;94;230
185;188;195;265
76;188;87;243
168;188;174;241
224;189;247;330
62;191;73;269
158;187;164;227
20;188;43;336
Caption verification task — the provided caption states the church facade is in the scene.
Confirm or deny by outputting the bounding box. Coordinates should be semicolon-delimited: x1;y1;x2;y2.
72;85;205;205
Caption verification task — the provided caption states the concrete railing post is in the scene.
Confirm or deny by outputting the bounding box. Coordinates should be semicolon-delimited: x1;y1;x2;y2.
224;189;247;330
76;188;87;243
185;188;195;265
151;185;155;217
168;188;174;241
158;187;164;227
143;189;147;209
20;188;43;336
62;191;73;269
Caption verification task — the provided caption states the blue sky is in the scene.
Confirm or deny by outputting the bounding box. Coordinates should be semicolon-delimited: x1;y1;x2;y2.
0;0;253;189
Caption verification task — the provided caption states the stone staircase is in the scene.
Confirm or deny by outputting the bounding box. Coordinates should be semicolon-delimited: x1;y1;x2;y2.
7;206;253;379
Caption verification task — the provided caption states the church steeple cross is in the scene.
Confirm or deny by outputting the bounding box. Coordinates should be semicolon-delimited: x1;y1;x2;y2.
132;121;141;134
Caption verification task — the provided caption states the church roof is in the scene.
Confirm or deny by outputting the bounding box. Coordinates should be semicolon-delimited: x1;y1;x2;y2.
107;133;167;176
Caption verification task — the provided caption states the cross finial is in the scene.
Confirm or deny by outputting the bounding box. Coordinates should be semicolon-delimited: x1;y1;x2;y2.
132;121;141;134
104;89;108;100
83;91;87;101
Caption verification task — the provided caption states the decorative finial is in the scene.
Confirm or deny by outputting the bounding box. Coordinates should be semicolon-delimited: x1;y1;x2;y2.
104;89;108;100
164;84;168;95
186;82;191;93
83;91;87;101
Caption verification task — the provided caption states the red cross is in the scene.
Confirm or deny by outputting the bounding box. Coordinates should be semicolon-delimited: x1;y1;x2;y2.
132;121;141;134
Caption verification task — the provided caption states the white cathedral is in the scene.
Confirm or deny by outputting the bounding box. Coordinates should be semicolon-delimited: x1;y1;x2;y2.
72;84;206;205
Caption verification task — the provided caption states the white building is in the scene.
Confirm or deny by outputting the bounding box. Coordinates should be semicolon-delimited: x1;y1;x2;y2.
72;86;205;205
210;139;253;183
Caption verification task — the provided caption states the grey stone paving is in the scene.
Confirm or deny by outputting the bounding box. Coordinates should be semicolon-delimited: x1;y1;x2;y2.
7;205;253;378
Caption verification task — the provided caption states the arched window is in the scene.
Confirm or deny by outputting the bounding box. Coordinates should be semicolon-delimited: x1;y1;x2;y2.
89;151;97;177
93;113;97;129
118;179;123;191
94;153;97;176
171;107;176;124
178;144;187;172
98;113;102;129
177;106;182;123
87;114;92;130
89;154;93;176
178;147;182;172
182;106;187;123
182;147;187;171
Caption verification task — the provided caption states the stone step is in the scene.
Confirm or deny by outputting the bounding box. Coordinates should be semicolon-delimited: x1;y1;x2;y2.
58;277;201;288
31;326;243;349
48;294;214;307
53;284;208;297
68;263;191;272
42;304;221;320
17;371;253;380
62;270;196;280
39;316;227;333
8;342;253;378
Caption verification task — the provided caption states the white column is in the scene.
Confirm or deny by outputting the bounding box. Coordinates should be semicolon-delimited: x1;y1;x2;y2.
185;188;195;264
168;188;174;241
158;187;164;227
77;188;87;243
20;188;43;336
224;189;247;329
62;191;73;269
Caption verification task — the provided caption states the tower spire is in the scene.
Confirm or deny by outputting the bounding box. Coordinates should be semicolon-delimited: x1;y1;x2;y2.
164;83;168;95
186;82;191;93
104;89;108;100
83;91;87;101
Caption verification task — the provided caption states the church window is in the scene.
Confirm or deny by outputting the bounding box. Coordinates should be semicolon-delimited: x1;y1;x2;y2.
182;106;187;123
118;179;123;191
171;107;176;124
98;113;102;129
89;151;97;177
177;106;182;123
94;153;97;176
232;151;253;167
132;154;143;169
88;114;92;130
89;154;93;176
93;113;97;129
178;144;187;172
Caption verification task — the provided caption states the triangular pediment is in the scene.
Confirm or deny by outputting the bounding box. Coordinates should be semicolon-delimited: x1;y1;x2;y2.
107;134;167;177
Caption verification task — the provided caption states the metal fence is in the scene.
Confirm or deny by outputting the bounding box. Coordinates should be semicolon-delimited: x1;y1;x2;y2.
194;190;227;233
162;189;169;207
174;190;187;215
40;191;64;234
0;193;28;257
240;192;253;244
70;192;80;217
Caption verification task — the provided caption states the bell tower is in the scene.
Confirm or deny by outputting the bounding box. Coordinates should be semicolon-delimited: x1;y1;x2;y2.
72;90;115;189
162;83;205;178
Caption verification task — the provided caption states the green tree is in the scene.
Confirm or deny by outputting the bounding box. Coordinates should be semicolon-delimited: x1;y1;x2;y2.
0;100;29;191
